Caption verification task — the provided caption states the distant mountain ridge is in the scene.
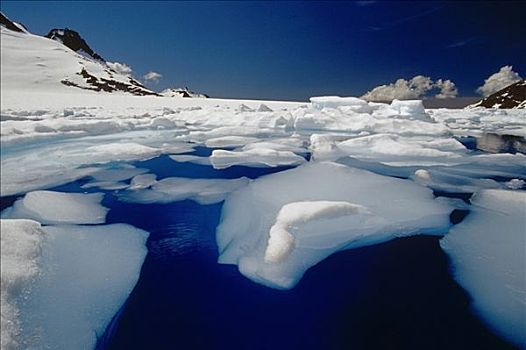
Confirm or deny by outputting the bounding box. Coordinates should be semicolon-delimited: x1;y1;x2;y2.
468;80;526;109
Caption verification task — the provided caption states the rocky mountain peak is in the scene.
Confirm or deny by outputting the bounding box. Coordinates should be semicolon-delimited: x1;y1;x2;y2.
46;28;104;61
468;80;526;109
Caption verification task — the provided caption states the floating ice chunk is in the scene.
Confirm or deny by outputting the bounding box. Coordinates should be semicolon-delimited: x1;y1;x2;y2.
160;142;195;155
169;154;211;166
81;181;130;191
390;99;430;121
210;148;306;169
0;166;99;197
309;134;349;161
217;162;452;289
17;224;149;350
440;190;526;347
85;142;160;162
129;173;157;190
310;96;372;113
264;201;369;263
205;136;260;148
1;219;46;350
2;191;108;225
411;169;501;193
241;141;307;155
119;177;250;205
337;134;465;166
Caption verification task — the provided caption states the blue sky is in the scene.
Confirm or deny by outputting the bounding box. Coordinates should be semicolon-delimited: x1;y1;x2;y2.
1;1;525;101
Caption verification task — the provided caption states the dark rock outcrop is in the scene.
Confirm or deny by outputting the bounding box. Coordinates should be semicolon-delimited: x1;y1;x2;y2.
46;28;104;61
61;68;160;96
0;11;25;33
468;80;526;109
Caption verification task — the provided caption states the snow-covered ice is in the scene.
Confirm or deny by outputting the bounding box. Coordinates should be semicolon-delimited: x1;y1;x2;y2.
0;219;46;350
119;176;250;205
440;190;526;347
210;148;306;169
217;162;452;289
1;190;108;225
264;201;369;263
0;220;149;350
15;224;149;350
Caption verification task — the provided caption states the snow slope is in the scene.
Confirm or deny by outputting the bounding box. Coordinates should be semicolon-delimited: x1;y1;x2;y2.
0;26;156;96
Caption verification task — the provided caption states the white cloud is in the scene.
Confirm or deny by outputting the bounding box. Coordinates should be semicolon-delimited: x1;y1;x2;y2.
476;65;522;97
143;71;162;83
361;75;457;101
435;79;458;99
106;61;133;76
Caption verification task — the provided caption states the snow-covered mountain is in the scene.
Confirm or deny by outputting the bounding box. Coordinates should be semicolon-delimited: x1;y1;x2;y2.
1;12;210;99
468;80;526;109
160;87;208;98
0;13;159;96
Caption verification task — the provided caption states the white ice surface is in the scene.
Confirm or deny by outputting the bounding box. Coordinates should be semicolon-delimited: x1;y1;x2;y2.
129;173;157;190
217;162;452;289
0;219;46;350
264;201;369;263
440;190;526;347
1;191;108;225
336;134;467;166
16;224;149;350
210;148;306;169
205;136;260;148
169;154;211;166
119;177;250;205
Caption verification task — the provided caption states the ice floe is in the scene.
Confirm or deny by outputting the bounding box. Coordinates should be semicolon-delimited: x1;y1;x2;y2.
15;223;149;350
0;219;46;350
217;161;453;289
210;148;306;169
119;177;250;205
1;191;108;225
440;190;526;347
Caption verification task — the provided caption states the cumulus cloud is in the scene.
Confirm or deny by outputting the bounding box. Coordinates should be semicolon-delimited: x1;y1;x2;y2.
143;71;162;83
476;65;522;97
435;79;458;99
106;61;133;76
361;75;457;102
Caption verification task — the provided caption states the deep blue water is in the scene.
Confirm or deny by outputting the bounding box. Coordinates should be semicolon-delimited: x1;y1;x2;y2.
4;150;519;350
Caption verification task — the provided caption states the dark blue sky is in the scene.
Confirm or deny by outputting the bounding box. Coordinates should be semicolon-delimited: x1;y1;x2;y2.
1;1;525;101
